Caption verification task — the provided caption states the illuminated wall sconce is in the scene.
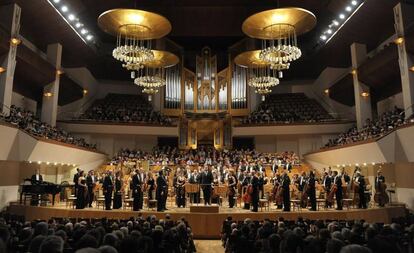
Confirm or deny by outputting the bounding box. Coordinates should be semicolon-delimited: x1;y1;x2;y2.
409;66;414;72
10;37;21;46
394;37;404;45
83;89;88;95
361;92;370;97
56;69;64;75
0;67;5;74
351;69;357;75
44;92;53;97
324;89;329;95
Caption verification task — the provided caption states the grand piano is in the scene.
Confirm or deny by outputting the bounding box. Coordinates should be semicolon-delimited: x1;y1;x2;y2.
19;179;69;206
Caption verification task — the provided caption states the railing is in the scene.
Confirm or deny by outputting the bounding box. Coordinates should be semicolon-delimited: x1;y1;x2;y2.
57;92;98;120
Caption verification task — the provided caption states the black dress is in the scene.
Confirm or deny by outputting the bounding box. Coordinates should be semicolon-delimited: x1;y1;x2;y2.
76;178;87;209
113;178;122;209
175;177;186;207
147;178;155;200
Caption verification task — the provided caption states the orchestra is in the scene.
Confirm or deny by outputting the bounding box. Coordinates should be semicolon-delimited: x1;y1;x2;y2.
35;157;387;213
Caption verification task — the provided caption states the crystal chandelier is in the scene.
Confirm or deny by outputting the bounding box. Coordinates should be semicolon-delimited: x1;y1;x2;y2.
242;8;316;77
255;88;272;101
142;88;159;101
133;67;166;89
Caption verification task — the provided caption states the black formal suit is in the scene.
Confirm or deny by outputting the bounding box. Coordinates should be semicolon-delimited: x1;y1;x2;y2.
30;174;43;206
271;163;278;174
375;175;385;190
285;163;292;172
86;175;96;207
282;175;291;211
73;172;80;197
334;175;343;210
201;171;214;205
251;175;259;212
131;174;143;211
113;178;122;209
308;177;317;211
357;175;367;209
298;176;306;192
156;175;168;211
102;175;113;210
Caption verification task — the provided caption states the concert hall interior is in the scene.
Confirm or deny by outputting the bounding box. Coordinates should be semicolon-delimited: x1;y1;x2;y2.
1;0;414;252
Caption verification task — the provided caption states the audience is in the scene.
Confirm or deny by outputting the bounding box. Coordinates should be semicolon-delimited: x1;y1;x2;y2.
324;107;413;148
0;105;96;150
242;93;333;125
77;94;172;126
221;215;414;253
0;213;196;253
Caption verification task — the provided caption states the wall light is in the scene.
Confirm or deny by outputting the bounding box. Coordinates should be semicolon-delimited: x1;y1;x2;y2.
361;92;370;97
44;92;53;97
409;66;414;72
83;89;88;95
394;37;404;45
10;37;21;46
56;69;64;75
351;69;357;75
0;67;5;74
324;89;329;95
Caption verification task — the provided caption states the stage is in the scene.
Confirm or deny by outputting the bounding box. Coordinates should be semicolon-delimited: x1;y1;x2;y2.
8;203;407;239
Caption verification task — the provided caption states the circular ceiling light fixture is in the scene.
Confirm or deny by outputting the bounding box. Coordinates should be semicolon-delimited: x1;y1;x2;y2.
242;8;316;77
98;9;172;76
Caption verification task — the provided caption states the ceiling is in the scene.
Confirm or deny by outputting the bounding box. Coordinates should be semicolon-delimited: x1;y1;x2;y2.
2;0;414;106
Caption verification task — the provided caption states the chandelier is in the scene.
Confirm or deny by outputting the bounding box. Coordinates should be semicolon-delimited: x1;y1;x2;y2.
255;88;272;101
235;50;280;93
98;9;172;78
141;88;159;101
242;8;316;77
134;50;179;98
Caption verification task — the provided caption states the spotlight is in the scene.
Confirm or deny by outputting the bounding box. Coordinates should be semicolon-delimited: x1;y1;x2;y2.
339;14;345;19
80;29;88;34
333;20;339;26
346;6;352;12
75;22;82;28
351;0;358;6
0;67;5;73
56;69;64;75
44;92;53;97
327;29;332;34
320;35;327;41
410;66;414;72
324;89;329;95
53;0;60;3
61;5;68;12
394;37;404;45
351;69;357;75
68;14;75;21
37;161;42;164
86;35;93;41
361;92;370;97
10;37;21;46
83;89;88;95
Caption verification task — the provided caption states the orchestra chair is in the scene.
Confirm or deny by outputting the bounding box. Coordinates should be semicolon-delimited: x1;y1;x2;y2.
96;191;106;210
259;194;270;211
65;188;76;209
123;191;133;210
291;199;302;211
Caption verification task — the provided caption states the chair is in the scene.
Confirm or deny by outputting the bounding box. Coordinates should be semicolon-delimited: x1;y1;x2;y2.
123;192;133;210
66;195;77;209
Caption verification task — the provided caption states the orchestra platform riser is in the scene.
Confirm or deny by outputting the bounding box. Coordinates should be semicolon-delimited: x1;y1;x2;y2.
8;204;406;239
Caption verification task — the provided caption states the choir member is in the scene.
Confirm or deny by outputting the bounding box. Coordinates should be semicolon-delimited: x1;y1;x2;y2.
113;171;123;209
156;170;168;211
282;171;291;211
86;170;96;208
102;171;114;210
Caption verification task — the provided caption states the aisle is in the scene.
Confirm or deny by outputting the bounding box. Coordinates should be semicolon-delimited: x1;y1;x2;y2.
194;240;224;253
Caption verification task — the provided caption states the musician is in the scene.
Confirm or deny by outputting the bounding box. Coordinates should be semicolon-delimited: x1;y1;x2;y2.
333;171;343;210
355;170;367;209
258;172;267;199
131;169;143;211
31;169;43;184
298;172;306;192
375;170;386;207
86;170;96;208
76;171;87;209
175;171;186;208
102;171;113;210
251;172;260;212
308;171;317;211
242;172;252;209
188;169;201;204
73;168;80;197
271;159;278;174
113;171;123;209
284;160;292;173
156;170;168;212
201;166;214;205
343;170;351;185
146;172;155;200
227;170;237;208
322;171;333;208
282;171;291;211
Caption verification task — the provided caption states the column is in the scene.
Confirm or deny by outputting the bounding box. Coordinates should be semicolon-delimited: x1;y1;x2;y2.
41;43;62;126
351;43;372;130
0;4;21;115
394;3;414;118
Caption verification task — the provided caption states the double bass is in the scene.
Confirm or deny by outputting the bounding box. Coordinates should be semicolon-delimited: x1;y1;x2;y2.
242;185;253;203
374;181;389;206
326;184;337;206
301;180;309;208
351;169;360;206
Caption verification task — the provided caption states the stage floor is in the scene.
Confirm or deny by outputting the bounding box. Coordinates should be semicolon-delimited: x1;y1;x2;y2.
8;203;407;238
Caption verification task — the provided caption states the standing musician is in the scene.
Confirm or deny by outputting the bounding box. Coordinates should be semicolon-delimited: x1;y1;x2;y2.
322;171;333;208
298;172;306;192
271;159;278;174
281;171;291;211
102;171;113;210
86;170;96;208
175;171;186;208
227;169;237;208
333;170;343;210
375;169;387;207
251;171;260;212
201;166;214;205
131;169;143;211
188;169;201;204
242;172;252;209
308;171;317;211
113;171;123;209
76;171;87;209
156;170;168;212
146;172;155;201
355;170;367;209
73;168;80;197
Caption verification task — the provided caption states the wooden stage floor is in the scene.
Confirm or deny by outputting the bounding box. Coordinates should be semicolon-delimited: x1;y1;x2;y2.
8;203;407;239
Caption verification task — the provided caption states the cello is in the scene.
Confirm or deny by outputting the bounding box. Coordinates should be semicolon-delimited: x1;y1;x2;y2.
351;168;360;207
301;180;309;208
326;184;337;206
